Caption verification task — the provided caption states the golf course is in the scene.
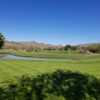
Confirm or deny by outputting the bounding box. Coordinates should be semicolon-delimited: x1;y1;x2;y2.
0;34;100;100
0;0;100;99
0;50;100;100
0;51;100;83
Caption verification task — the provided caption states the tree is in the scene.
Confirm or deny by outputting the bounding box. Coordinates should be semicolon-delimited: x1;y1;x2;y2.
64;45;72;51
0;33;5;49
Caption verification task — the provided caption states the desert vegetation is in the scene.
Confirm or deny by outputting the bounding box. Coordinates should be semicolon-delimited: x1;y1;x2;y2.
2;40;100;55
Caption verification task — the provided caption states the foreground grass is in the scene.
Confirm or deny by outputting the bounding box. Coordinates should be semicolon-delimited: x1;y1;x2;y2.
0;52;100;100
0;56;100;82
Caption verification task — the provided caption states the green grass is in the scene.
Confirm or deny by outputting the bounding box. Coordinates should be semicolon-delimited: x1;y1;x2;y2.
0;51;100;100
0;49;85;58
0;54;100;83
1;49;100;59
0;49;100;81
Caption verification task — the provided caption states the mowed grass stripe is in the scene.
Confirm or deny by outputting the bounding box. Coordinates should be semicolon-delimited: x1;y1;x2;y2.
0;59;100;82
0;61;36;76
14;60;100;77
12;60;100;77
0;60;42;77
9;60;41;75
0;61;14;81
0;61;24;76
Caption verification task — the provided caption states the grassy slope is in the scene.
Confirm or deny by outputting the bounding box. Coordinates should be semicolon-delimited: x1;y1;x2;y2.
0;55;100;82
0;49;100;80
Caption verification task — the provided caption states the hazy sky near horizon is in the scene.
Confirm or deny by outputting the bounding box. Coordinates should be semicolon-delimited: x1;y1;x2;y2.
0;0;100;45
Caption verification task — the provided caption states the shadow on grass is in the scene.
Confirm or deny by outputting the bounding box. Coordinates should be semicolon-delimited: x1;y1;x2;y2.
0;70;100;100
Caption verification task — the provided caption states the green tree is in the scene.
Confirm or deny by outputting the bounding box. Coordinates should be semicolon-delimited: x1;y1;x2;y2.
0;33;5;49
64;45;72;51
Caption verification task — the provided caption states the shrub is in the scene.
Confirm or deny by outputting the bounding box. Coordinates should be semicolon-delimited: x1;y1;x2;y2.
0;70;100;100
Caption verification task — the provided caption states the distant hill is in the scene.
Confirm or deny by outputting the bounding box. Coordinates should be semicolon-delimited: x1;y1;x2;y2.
3;41;100;53
4;41;63;51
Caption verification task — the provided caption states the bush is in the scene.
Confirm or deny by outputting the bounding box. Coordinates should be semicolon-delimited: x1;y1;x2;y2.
0;70;100;100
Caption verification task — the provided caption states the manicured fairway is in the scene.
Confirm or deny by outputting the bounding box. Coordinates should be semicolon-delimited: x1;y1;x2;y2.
0;55;100;100
0;54;100;83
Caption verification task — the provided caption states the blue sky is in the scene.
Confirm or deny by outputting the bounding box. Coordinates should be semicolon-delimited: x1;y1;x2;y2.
0;0;100;45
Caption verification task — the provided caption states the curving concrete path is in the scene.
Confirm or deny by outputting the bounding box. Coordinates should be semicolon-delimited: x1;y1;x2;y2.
0;54;71;61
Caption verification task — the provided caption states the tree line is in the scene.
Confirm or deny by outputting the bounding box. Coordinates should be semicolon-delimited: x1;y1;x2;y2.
0;33;100;53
